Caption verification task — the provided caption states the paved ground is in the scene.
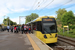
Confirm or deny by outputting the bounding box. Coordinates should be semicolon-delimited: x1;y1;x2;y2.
0;31;33;50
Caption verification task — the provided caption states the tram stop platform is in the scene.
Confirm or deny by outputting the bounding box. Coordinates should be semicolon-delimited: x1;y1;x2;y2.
28;34;53;50
0;31;53;50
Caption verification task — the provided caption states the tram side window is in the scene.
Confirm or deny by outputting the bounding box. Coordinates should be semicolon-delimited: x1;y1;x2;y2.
33;25;36;30
33;22;36;30
37;22;42;31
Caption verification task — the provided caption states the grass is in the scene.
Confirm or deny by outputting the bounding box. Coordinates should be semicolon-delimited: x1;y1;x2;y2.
58;32;75;38
57;22;75;38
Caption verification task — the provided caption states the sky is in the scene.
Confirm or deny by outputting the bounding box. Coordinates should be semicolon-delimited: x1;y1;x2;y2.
0;0;75;24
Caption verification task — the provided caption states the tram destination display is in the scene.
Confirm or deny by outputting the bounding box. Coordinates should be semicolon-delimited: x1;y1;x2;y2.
42;18;55;21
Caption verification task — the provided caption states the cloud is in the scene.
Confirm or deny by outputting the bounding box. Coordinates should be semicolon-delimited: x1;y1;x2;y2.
65;0;75;5
0;17;4;24
0;0;35;16
20;17;26;24
10;17;25;24
10;17;19;24
10;8;29;12
74;13;75;16
33;0;75;10
0;0;75;16
0;16;25;24
0;0;75;24
0;0;35;24
66;6;75;11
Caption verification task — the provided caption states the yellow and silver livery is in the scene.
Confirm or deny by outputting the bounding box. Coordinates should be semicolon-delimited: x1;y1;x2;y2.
26;16;58;44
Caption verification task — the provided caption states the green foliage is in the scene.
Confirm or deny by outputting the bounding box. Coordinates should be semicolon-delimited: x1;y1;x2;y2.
25;15;31;23
25;13;39;23
56;8;67;21
56;9;75;38
61;11;75;30
3;17;17;25
57;27;63;32
69;25;75;30
30;13;39;20
3;19;7;25
13;22;17;25
58;32;75;38
69;29;75;35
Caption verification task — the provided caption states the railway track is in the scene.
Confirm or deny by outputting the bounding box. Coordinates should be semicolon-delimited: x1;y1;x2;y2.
47;43;66;50
47;35;75;50
58;35;75;50
47;43;57;50
58;35;75;47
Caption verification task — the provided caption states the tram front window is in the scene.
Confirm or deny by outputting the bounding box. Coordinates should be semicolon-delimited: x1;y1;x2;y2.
43;23;56;34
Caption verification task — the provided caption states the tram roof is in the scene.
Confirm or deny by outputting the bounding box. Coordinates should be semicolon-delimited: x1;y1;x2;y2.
26;16;55;24
33;16;55;22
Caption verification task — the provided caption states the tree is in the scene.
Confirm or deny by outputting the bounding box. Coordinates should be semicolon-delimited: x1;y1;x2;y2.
56;8;67;20
30;13;39;20
3;17;10;25
61;11;75;30
13;22;17;25
25;13;39;23
25;15;31;23
3;19;7;25
3;17;17;25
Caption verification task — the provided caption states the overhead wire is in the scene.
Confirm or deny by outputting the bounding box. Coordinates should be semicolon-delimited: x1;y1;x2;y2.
32;0;42;12
31;0;38;10
42;0;73;15
34;0;46;10
27;0;38;13
37;0;54;13
33;0;41;10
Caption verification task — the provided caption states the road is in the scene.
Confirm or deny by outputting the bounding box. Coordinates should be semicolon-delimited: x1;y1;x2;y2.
0;31;33;50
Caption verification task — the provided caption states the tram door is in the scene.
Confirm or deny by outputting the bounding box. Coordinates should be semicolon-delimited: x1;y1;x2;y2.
36;22;42;38
31;23;33;33
32;22;36;35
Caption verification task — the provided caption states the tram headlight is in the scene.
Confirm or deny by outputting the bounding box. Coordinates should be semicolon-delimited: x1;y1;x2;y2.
55;34;57;37
44;35;47;38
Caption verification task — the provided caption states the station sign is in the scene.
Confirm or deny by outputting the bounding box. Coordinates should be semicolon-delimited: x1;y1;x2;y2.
42;18;55;21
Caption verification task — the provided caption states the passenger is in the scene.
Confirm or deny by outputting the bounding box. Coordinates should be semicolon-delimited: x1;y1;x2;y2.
28;26;31;34
33;26;36;30
7;25;10;32
10;25;13;32
19;25;21;32
14;26;17;33
24;24;27;34
21;24;24;34
18;25;20;31
26;25;28;34
16;25;18;33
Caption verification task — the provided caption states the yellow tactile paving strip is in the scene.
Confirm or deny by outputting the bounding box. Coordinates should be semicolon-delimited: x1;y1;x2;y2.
26;34;40;50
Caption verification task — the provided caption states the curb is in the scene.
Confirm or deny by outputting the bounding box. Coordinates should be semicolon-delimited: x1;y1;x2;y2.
29;34;53;50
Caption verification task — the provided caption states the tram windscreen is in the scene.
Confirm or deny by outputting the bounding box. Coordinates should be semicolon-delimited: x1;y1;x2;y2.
43;23;57;34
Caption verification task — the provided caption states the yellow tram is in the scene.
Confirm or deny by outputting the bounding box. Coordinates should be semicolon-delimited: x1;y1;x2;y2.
26;16;58;44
